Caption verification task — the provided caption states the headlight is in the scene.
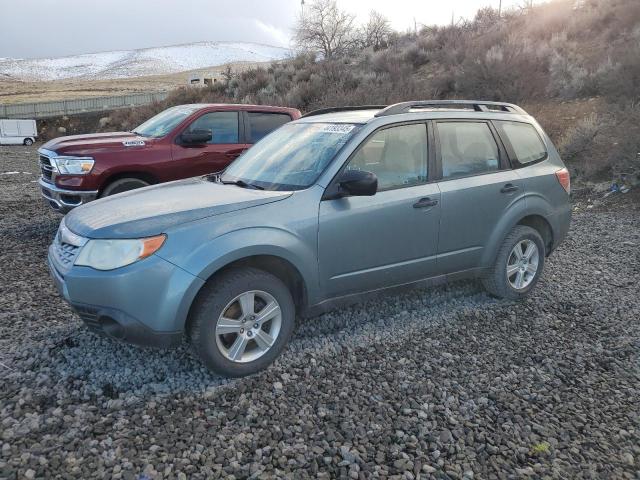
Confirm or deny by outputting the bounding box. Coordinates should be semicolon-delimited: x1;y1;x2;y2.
75;235;166;270
54;156;95;175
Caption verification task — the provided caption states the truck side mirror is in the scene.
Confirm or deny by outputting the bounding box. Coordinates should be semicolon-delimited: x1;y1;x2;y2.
180;129;212;145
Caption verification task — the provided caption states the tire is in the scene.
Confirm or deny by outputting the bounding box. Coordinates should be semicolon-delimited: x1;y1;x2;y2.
100;178;150;197
23;138;33;146
188;267;296;377
482;225;545;300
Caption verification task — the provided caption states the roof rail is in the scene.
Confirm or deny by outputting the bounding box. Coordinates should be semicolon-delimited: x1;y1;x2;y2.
301;105;387;118
374;100;528;117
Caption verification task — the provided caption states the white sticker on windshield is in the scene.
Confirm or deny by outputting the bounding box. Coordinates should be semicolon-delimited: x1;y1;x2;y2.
123;140;145;147
322;124;355;134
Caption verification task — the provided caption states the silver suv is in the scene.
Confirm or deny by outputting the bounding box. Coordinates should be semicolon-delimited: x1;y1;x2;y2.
47;101;571;377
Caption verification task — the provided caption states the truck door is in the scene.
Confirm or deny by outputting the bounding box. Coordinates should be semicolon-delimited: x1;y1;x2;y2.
171;111;250;178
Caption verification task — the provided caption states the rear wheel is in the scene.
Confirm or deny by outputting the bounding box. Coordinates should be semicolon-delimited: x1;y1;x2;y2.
482;225;545;300
23;138;33;146
188;267;295;377
100;178;150;197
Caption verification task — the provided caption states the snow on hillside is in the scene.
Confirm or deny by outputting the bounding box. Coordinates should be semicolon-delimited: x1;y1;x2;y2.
0;42;292;81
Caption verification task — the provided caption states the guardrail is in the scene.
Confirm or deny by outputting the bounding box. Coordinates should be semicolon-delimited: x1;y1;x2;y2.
0;92;169;119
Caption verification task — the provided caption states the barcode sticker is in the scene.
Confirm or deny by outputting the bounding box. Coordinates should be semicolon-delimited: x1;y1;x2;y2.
321;124;355;134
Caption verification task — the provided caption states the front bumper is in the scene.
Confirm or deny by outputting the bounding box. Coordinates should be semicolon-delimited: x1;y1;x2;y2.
47;247;204;349
39;177;98;213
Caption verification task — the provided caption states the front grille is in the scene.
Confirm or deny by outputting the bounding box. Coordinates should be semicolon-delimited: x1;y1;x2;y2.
40;155;55;183
51;222;86;272
52;238;80;267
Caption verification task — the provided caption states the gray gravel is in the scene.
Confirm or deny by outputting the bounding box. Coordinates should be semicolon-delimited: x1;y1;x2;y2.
1;145;639;479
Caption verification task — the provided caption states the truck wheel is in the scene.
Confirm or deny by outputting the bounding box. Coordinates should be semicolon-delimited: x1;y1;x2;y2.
23;138;33;146
188;267;295;377
100;178;149;197
482;225;545;300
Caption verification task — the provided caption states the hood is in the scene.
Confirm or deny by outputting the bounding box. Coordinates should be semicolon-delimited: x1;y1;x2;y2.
42;132;155;156
64;177;292;238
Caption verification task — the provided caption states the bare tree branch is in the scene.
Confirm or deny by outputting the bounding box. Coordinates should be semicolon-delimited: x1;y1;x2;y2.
294;0;358;58
361;10;392;51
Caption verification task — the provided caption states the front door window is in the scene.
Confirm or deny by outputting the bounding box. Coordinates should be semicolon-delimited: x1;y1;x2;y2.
347;123;428;190
186;111;239;144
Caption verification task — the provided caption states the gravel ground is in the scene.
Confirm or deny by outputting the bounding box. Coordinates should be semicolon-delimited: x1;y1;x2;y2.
1;145;639;479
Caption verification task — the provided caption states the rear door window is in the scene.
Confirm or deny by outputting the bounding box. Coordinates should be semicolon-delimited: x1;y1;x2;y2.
494;121;547;166
437;122;500;179
186;111;239;144
247;112;292;142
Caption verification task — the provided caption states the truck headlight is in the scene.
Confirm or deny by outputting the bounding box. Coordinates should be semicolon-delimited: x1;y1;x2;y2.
54;156;95;175
75;235;166;270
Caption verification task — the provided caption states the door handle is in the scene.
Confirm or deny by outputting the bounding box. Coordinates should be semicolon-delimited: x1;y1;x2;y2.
500;183;519;193
413;197;438;208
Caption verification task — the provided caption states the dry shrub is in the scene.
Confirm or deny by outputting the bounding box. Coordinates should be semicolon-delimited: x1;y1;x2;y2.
597;49;640;104
558;113;603;162
604;105;640;182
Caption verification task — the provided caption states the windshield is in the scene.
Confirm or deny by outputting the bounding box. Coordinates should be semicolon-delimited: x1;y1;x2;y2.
221;122;359;191
133;106;199;138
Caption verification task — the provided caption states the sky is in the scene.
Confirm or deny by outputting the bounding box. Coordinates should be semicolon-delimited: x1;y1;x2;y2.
0;0;539;60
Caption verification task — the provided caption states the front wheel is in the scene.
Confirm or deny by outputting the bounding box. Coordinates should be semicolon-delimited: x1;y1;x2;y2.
100;177;150;197
482;225;545;300
23;138;34;146
188;267;295;377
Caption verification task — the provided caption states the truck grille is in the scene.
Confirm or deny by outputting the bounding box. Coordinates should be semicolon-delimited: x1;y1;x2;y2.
40;155;55;183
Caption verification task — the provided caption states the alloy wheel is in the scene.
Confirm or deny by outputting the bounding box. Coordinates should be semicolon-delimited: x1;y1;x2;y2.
215;290;282;363
506;239;539;290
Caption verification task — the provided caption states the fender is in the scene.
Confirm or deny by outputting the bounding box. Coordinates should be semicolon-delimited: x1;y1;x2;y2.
523;191;560;219
520;190;571;251
481;190;564;268
480;196;528;268
165;226;321;320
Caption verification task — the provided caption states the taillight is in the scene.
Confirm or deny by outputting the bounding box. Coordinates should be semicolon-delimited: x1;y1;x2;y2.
555;168;570;194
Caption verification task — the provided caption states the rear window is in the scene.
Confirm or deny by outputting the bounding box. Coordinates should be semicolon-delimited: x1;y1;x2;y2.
495;121;547;165
247;112;291;142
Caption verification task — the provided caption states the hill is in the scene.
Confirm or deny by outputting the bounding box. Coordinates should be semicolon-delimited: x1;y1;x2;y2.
0;41;292;81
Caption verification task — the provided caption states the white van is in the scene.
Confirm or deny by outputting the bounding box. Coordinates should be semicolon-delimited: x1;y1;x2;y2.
0;119;38;145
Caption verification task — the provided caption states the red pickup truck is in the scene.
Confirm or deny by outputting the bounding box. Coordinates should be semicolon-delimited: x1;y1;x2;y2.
38;104;301;212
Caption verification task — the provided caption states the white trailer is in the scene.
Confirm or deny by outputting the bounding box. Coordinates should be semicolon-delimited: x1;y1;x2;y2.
0;119;38;145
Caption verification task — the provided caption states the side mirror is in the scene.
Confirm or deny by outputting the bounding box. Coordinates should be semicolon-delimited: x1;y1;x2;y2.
324;169;378;200
180;129;212;145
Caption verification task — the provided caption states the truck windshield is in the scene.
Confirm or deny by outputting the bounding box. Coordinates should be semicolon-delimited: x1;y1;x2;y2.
133;106;199;138
221;122;359;191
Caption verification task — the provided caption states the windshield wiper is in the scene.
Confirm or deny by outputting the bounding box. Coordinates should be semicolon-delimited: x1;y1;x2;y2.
219;179;264;190
131;130;150;137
